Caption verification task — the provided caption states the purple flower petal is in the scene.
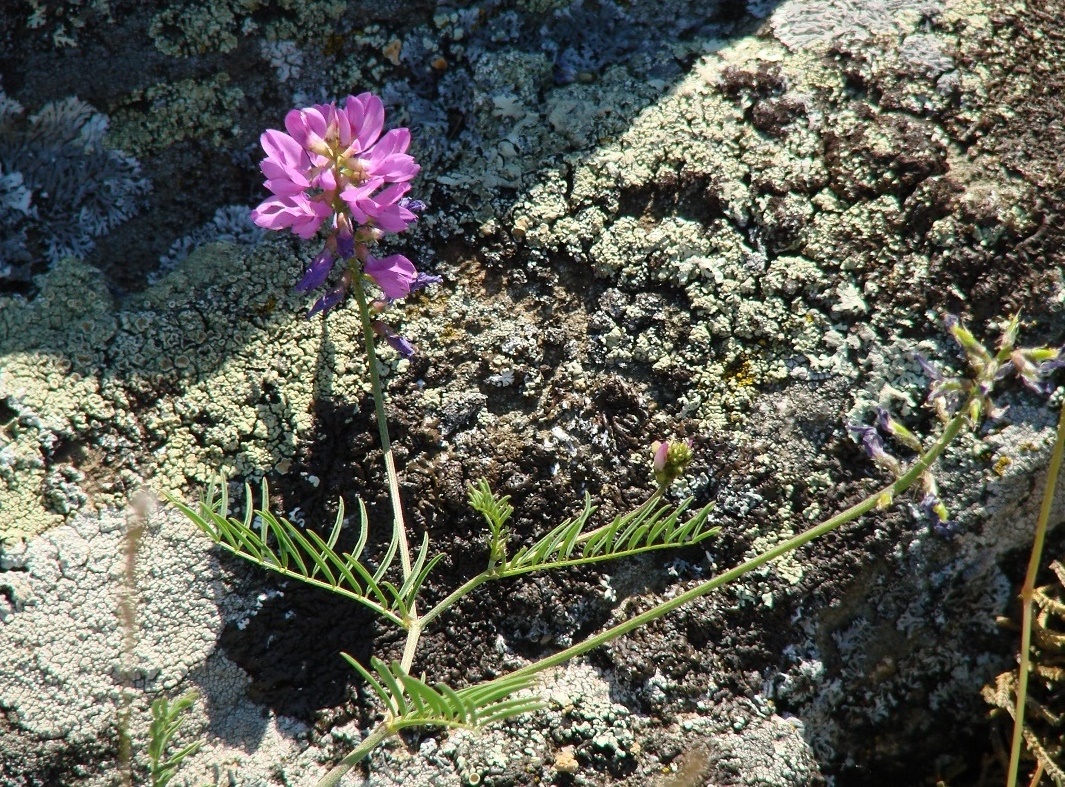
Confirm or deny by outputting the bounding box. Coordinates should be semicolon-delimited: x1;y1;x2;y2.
308;284;347;317
410;272;442;292
342;93;385;152
364;253;417;299
336;227;354;259
251;194;332;238
361;128;419;182
296;245;336;292
261;129;308;170
652;441;669;475
372;320;416;358
399;198;426;214
284;104;338;155
358;183;418;233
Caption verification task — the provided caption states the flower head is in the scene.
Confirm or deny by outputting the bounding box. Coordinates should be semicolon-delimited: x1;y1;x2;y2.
251;93;420;240
250;92;439;324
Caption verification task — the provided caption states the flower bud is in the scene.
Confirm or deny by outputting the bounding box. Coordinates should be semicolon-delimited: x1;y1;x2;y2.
651;439;694;488
875;407;924;453
996;313;1020;358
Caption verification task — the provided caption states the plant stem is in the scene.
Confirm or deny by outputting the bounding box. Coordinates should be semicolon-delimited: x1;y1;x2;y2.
350;273;423;672
350;274;415;587
316;723;394;787
421;573;493;628
1007;400;1065;787
419;491;667;629
490;406;972;683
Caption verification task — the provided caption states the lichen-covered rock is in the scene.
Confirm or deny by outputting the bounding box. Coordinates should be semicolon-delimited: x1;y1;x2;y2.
0;88;150;279
0;0;1063;784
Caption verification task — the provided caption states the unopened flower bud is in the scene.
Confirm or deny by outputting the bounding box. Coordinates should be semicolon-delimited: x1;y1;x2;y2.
875;407;923;453
945;314;991;367
651;439;694;488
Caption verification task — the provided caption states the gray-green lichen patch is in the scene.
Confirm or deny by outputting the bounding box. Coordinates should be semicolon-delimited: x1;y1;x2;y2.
148;0;348;57
1;0;1064;783
109;75;246;154
0;243;378;542
0;504;330;785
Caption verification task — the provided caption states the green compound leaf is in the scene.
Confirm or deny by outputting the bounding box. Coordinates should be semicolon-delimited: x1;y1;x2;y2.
503;495;718;575
341;655;543;732
468;479;514;533
147;692;202;787
168;480;437;627
468;479;513;567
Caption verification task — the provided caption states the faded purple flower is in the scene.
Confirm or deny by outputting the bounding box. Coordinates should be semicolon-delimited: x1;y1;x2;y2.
411;272;442;292
308;283;348;318
998;347;1065;395
848;423;901;476
372;321;416;358
875;407;923;453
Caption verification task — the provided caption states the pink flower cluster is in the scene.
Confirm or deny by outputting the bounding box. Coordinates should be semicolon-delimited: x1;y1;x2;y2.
250;93;436;324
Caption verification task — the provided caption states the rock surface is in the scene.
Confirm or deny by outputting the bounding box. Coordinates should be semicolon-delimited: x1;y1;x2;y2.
1;0;1063;785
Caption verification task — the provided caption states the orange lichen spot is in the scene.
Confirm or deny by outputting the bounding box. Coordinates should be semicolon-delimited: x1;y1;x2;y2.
993;455;1012;476
383;39;403;65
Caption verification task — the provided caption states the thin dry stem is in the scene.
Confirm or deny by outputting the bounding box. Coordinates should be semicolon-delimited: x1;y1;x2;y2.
1009;401;1065;787
117;491;150;787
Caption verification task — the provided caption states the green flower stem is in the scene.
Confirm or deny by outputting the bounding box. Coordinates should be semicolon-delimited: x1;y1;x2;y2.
350;271;422;671
491;405;972;684
1007;399;1065;787
316;723;394;787
350;272;414;587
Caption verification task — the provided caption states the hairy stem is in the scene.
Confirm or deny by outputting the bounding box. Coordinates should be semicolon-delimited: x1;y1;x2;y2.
491;405;971;683
1008;400;1065;787
316;723;394;787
